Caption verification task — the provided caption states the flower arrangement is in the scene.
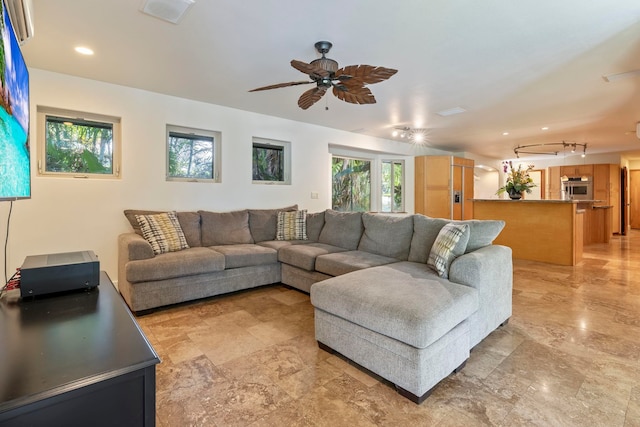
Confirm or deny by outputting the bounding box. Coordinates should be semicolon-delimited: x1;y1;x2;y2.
497;161;536;197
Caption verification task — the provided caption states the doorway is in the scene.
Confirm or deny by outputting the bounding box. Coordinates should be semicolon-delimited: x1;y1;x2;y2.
630;169;640;229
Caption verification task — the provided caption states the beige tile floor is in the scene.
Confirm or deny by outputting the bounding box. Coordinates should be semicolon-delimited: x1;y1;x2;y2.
138;231;640;426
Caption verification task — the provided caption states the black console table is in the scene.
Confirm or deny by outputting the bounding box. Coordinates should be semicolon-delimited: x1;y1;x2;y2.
0;271;160;426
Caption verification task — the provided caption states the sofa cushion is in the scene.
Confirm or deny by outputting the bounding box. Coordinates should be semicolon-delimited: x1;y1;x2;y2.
126;247;225;283
462;219;505;252
305;211;325;241
135;212;190;255
278;242;348;271
277;210;308;240
257;240;307;250
358;213;414;260
124;210;202;247
318;210;363;250
199;210;254;246
310;261;479;349
210;244;277;269
427;223;470;278
315;250;398;276
408;215;505;263
248;205;298;242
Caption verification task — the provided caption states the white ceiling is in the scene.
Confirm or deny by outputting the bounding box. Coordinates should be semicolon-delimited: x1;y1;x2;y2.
21;0;640;160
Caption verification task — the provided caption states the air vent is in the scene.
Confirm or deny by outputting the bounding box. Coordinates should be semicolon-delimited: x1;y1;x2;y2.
602;70;640;83
436;106;466;117
5;0;34;43
140;0;195;24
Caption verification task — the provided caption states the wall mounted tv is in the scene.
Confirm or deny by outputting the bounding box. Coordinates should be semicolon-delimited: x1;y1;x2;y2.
0;0;30;201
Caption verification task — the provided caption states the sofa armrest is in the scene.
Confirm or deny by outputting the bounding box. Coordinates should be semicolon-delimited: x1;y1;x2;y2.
118;233;154;261
449;245;512;289
449;244;513;347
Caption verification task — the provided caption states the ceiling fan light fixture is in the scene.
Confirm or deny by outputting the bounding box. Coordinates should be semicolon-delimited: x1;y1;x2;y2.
248;41;397;110
310;57;338;73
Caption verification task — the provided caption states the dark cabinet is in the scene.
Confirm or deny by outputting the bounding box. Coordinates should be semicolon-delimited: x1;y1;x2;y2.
0;272;160;426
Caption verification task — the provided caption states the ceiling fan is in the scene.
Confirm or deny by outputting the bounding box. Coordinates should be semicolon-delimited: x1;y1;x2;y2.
249;41;398;110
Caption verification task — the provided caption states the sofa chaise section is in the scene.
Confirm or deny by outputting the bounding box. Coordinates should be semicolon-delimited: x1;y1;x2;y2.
311;261;479;403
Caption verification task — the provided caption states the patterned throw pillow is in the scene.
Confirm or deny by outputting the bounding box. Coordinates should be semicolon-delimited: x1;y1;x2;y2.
427;223;470;278
276;210;308;241
135;211;190;255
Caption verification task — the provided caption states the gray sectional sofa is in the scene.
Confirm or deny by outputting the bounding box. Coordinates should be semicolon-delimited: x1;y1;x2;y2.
118;207;512;403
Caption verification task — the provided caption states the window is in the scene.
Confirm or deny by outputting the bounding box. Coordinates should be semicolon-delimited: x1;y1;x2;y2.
166;125;221;182
331;156;371;212
37;107;121;178
381;160;404;212
252;137;291;184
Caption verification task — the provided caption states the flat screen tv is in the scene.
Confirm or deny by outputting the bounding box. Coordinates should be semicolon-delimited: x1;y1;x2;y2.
0;0;30;201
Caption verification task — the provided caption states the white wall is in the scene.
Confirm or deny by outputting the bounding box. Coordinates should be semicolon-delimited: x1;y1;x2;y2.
0;69;445;284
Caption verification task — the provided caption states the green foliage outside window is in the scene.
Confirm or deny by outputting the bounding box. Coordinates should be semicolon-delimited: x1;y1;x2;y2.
45;117;113;174
168;132;214;179
382;160;403;212
253;144;284;181
332;157;371;212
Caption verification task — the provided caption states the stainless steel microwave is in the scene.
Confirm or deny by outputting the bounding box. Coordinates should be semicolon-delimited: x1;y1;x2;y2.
561;177;593;200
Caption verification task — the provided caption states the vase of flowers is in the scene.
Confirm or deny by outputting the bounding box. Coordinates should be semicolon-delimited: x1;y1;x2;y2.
497;161;536;199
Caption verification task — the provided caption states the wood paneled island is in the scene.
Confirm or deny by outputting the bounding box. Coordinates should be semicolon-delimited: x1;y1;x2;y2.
473;199;584;266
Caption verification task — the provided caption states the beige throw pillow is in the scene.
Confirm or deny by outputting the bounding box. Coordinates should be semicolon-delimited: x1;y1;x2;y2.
276;210;307;241
427;223;470;278
135;211;190;255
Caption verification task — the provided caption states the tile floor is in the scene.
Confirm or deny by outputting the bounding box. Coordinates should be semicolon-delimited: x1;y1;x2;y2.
138;231;640;426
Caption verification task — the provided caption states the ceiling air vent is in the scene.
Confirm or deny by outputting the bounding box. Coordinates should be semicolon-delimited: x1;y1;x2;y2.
4;0;34;43
140;0;195;24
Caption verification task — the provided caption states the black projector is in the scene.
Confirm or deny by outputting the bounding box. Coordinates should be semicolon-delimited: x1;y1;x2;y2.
20;250;100;298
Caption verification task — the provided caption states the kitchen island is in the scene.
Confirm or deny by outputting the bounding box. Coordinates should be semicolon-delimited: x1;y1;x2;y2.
473;199;584;266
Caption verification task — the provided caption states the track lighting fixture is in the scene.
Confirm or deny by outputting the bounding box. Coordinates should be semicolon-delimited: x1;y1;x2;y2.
513;141;587;158
391;127;427;143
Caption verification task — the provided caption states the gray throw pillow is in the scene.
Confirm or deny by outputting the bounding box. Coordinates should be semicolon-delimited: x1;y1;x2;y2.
199;209;253;246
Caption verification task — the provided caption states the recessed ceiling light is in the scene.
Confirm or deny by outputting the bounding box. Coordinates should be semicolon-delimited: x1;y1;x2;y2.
74;46;94;55
502;132;509;136
541;126;549;130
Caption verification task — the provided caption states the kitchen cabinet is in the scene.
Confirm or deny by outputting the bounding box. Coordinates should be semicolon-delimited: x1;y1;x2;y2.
593;164;620;233
548;166;562;199
415;156;474;220
561;164;593;177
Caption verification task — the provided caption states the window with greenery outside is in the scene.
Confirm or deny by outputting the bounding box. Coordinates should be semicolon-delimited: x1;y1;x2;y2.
332;157;371;212
44;116;113;174
381;160;404;212
253;143;283;181
167;130;214;180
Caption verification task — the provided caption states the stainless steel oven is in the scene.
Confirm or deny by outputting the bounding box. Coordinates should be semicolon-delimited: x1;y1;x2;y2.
561;177;593;200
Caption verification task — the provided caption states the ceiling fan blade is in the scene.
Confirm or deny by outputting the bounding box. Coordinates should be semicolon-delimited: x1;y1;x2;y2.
335;65;398;85
249;80;314;92
332;84;376;105
291;60;329;79
298;86;327;110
